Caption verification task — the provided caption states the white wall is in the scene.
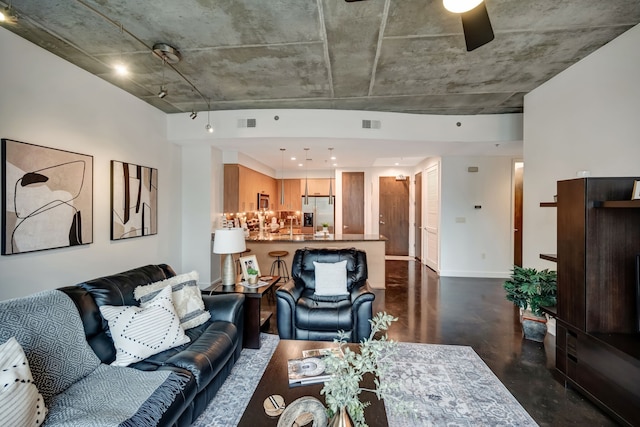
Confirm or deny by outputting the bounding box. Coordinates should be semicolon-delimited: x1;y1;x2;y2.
523;24;640;268
439;156;514;277
0;28;182;300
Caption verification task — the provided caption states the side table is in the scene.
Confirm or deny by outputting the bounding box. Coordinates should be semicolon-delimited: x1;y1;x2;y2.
203;276;280;349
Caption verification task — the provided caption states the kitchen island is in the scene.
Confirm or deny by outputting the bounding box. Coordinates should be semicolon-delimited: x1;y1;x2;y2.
245;233;387;289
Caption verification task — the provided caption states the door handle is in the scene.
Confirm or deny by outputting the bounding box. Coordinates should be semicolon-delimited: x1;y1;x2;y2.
380;221;385;225
343;225;349;229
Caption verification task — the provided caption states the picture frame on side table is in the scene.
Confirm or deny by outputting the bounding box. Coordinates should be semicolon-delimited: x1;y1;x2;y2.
632;180;640;200
111;160;158;240
1;138;93;255
239;254;260;280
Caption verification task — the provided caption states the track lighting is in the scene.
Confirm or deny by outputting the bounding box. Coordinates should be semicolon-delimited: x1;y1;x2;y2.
443;0;483;13
0;5;18;24
205;105;214;133
158;87;168;98
190;110;198;120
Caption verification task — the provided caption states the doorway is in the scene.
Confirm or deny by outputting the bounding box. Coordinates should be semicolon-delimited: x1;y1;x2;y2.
415;172;422;261
424;163;440;272
379;176;409;256
514;162;524;266
342;172;364;234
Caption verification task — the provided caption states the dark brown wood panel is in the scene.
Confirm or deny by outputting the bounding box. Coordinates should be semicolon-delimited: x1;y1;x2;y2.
224;164;239;213
514;164;523;266
415;172;422;261
379;176;409;256
342;172;364;234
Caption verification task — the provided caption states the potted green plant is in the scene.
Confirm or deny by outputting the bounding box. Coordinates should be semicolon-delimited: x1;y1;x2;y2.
321;222;330;233
246;267;259;284
321;312;412;426
503;266;557;342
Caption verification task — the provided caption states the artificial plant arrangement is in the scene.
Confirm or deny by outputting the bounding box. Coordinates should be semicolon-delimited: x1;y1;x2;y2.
320;312;412;426
503;265;557;317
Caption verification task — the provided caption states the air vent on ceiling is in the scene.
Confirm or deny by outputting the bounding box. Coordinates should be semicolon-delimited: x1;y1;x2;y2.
237;118;257;128
362;119;381;129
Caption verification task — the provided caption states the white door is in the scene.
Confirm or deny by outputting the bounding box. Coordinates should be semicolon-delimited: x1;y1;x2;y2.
424;163;440;273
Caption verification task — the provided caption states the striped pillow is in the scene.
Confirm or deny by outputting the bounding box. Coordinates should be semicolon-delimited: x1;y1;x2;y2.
134;271;211;330
0;337;47;426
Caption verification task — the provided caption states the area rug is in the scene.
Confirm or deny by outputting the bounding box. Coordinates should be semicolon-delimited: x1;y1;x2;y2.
192;334;538;427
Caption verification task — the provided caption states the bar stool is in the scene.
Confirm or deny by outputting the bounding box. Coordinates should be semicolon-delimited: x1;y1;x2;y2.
268;250;290;282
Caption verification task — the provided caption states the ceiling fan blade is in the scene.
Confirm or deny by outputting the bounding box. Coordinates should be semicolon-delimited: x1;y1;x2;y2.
461;2;494;51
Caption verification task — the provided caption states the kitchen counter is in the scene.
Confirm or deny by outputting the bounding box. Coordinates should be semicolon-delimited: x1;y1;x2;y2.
243;233;387;289
246;233;387;242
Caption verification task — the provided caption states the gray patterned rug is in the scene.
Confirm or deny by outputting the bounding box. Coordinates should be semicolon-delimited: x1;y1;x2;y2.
192;334;537;427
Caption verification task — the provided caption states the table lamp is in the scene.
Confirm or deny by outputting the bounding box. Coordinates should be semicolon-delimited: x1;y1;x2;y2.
213;228;246;286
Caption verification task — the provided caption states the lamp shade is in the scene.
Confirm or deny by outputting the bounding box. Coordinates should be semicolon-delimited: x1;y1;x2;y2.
213;228;246;254
443;0;483;13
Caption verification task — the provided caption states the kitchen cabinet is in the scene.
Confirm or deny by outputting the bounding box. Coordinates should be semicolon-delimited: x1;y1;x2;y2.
301;178;330;196
276;179;301;211
224;164;277;213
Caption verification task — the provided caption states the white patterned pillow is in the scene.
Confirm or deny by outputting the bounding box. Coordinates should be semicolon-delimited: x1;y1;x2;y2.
0;337;47;427
100;286;190;367
313;260;349;296
134;271;211;330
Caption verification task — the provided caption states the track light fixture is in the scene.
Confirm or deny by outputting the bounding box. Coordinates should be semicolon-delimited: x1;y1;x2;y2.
158;87;168;98
190;110;198;120
0;4;18;24
205;103;214;133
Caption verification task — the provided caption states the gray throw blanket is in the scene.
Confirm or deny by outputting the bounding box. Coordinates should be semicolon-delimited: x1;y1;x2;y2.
0;290;189;426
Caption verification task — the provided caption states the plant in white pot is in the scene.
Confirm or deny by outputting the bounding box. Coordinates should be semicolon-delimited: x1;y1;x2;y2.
246;267;259;284
503;266;557;342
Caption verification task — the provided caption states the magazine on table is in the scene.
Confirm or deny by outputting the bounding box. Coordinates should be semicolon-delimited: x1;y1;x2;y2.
287;347;344;387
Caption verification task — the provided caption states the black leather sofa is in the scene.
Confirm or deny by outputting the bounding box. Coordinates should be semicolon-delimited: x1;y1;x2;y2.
58;264;244;427
276;247;375;342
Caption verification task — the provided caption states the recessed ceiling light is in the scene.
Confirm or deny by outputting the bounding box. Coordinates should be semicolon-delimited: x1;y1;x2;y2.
443;0;483;13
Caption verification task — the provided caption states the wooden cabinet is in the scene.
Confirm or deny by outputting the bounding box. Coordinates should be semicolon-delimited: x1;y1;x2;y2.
224;164;276;213
301;178;330;196
276;179;301;211
555;177;640;427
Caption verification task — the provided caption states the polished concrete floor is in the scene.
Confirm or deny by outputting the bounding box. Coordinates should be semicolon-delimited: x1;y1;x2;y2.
265;259;620;426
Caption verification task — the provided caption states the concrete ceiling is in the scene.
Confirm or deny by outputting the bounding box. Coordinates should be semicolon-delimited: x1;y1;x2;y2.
3;0;639;115
2;0;639;169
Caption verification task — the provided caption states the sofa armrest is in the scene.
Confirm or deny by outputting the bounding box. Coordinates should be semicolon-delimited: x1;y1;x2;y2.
202;294;244;326
350;281;375;305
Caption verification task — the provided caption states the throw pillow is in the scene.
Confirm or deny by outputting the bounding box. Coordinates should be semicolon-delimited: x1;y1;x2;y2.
313;260;349;296
0;337;47;427
100;286;190;367
134;271;211;330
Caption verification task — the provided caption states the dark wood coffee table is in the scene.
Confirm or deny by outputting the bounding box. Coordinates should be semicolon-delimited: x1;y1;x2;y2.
237;339;388;426
206;275;280;349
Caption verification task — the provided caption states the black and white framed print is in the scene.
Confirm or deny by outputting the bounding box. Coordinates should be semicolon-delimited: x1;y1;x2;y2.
110;160;158;240
2;138;93;255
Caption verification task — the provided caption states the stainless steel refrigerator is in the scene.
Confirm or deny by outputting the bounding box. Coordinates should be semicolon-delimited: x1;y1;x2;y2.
301;196;334;233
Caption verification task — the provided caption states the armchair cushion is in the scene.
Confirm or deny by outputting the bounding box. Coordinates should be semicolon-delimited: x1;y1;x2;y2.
313;260;348;296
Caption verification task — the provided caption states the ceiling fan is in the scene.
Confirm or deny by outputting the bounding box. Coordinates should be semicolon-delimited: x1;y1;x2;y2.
345;0;494;51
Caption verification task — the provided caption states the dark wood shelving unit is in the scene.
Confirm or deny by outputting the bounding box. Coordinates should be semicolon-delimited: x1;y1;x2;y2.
555;177;640;427
540;202;557;207
539;253;557;262
594;199;640;208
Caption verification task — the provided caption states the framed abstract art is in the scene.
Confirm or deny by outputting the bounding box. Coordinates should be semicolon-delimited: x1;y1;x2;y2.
1;138;93;255
110;160;158;240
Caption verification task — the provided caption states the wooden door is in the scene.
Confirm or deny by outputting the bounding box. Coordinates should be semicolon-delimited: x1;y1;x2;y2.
379;176;409;256
514;163;523;266
424;163;440;272
415;172;422;261
342;172;364;234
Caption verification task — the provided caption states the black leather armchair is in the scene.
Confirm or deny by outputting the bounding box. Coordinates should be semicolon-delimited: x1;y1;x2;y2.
276;247;375;342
